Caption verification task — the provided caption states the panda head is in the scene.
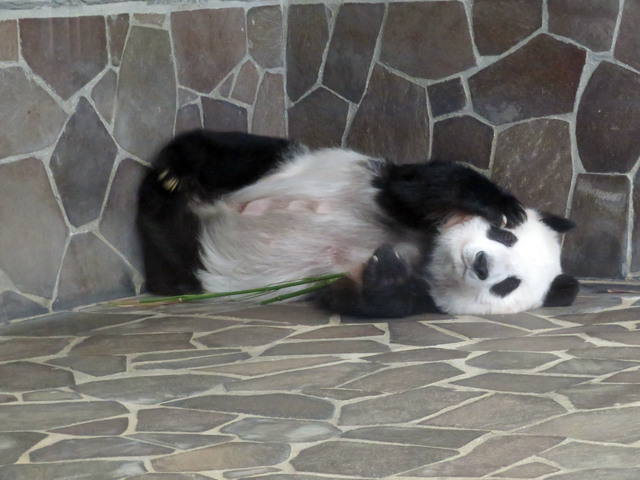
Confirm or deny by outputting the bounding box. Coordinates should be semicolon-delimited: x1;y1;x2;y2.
428;209;579;315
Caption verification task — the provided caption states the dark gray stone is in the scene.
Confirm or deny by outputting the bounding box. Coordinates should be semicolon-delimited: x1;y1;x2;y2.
247;6;283;69
549;0;618;51
231;60;259;105
0;361;75;392
251;72;286;137
222;418;340;443
107;14;129;67
51;97;117;227
0;291;47;322
202;97;248;132
615;0;640;71
0;461;145;480
431;116;493;169
91;69;117;124
30;437;172;462
0;432;46;464
428;78;467;117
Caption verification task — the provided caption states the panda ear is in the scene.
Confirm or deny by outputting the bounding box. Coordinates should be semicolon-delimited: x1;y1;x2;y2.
540;211;576;233
543;274;580;307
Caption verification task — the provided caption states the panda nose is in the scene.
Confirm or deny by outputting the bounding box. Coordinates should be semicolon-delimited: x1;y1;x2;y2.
473;251;488;280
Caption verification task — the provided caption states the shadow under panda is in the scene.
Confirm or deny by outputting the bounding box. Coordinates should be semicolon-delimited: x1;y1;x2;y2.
137;129;579;318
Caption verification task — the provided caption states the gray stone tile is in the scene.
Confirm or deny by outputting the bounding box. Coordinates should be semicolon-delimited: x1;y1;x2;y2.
568;346;640;361
226;362;381;392
200;356;341;376
0;401;128;431
0;361;75;392
168;393;334;420
0;291;48;323
521;407;640;444
432;115;493;169
152;442;290;472
459;335;591;352
422;393;566;431
136;407;235;433
549;0;618;51
30;437;173;462
546;469;640;480
543;358;639;376
603;370;640;383
247;6;283;69
341;425;484;449
479;312;561;330
301;388;380;401
292;440;456;478
364;347;469;363
408;434;563;477
0;20;18;61
202;97;248;132
0;338;72;361
0;461;146;480
540;441;640;469
340;386;481;425
557;383;640;409
72;374;229;405
23;389;82;402
0;311;146;336
0;432;46;464
452;372;587;393
261;339;388;356
231;60;259;105
92;69;117;124
223;304;331;325
466;351;558;370
133;348;242;363
130;433;231;450
135;352;250;371
494;461;560;478
48;355;126;377
389;321;462;346
69;333;195;355
252;72;286;137
51;418;128;436
197;326;294;348
340;362;463;392
432;320;529;339
222;418;340;443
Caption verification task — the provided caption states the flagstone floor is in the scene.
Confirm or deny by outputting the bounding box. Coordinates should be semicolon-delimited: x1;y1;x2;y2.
2;284;640;479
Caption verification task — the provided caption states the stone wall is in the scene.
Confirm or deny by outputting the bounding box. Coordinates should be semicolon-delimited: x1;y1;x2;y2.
1;0;639;322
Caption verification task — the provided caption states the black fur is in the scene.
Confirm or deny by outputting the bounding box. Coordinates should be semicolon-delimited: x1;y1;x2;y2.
543;274;580;307
137;129;578;317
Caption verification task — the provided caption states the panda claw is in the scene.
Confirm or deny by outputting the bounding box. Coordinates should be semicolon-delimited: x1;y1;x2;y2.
162;176;180;192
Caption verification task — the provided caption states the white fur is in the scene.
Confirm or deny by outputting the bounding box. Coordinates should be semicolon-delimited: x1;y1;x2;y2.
428;209;562;314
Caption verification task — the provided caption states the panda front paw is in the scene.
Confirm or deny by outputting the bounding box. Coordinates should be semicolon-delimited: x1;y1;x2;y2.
499;193;527;229
362;245;412;294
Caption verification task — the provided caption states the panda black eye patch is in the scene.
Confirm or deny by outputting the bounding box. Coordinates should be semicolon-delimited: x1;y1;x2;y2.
490;276;521;297
488;225;518;247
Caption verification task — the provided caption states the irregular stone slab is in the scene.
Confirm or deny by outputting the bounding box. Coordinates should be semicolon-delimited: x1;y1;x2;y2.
431;116;493;169
540;441;640;469
175;104;202;135
152;442;290;472
232;60;259;105
137;407;236;433
469;34;585;124
72;374;227;405
473;0;542;54
496;462;560;478
226;362;381;392
202;97;248;132
381;2;475;79
0;361;75;392
577;62;640;173
198;326;294;348
0;338;72;362
0;311;145;336
261;339;388;356
286;4;329;102
481;312;560;330
92;69;117;124
134;13;165;27
557;383;640;409
69;332;193;356
604;371;640;383
633;172;640;271
342;426;484;449
593;330;640;345
432;320;528;339
493;119;572;213
569;346;640;361
364;347;468;363
23;389;81;402
31;437;172;462
323;3;385;102
0;401;127;431
453;372;585;393
52;418;128;436
0;461;145;480
555;307;640;325
171;9;245;93
0;20;18;61
203;356;341;376
128;474;212;480
460;335;591;352
347;67;429;164
422;393;566;431
20;16;107;99
114;26;175;160
523;407;640;443
292;324;384;340
252;72;286;137
108;316;235;335
288;87;349;149
561;174;629;278
48;355;126;377
100;158;148;271
292;440;456;477
466;351;558;370
340;386;481;425
107;14;129;67
615;0;640;71
543;358;639;376
168;393;334;420
428;78;467;117
222;304;331;325
0;157;68;297
389;321;461;346
53;233;136;310
546;468;640;480
341;362;463;393
51;97;117;227
131;433;230;450
0;67;67;157
135;352;250;371
549;0;618;51
248;6;283;69
409;434;563;477
0;291;47;322
0;432;46;464
222;418;340;443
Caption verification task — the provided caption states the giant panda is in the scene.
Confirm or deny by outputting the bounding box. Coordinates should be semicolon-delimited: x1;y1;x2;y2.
137;129;579;318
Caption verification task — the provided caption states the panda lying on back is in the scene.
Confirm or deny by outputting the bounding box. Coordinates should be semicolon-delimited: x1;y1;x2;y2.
137;130;579;318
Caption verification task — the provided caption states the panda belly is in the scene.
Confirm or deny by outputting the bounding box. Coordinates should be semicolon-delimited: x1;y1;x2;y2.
194;151;391;292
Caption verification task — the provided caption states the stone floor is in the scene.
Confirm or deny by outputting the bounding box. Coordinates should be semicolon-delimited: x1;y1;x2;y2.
1;283;640;479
